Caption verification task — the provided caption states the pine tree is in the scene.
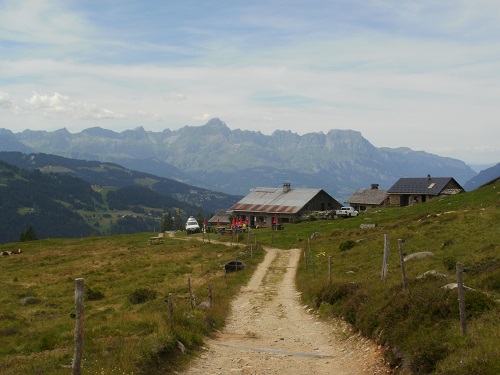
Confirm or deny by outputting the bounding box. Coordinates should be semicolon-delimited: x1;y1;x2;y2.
20;225;38;242
161;212;174;231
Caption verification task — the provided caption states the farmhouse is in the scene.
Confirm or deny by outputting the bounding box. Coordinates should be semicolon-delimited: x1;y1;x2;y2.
387;175;464;207
345;184;389;211
230;182;341;228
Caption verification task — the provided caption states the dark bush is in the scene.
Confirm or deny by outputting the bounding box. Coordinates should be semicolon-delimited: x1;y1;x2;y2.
129;288;158;304
84;285;105;301
442;255;456;271
339;240;356;251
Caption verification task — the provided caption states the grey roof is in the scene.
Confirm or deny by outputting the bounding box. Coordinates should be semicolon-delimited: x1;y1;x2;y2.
208;210;231;224
388;177;462;195
230;187;326;215
346;189;388;205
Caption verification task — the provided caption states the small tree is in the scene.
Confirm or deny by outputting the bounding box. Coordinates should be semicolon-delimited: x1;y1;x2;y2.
20;225;38;242
161;212;174;231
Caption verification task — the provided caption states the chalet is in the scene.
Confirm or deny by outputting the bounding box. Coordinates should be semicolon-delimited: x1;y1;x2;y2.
230;182;341;228
387;175;464;207
345;184;389;211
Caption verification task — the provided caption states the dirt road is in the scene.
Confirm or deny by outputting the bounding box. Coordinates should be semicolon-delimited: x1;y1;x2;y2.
184;247;390;375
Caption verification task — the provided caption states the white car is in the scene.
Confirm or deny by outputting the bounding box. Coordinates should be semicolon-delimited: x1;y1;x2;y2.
335;207;359;217
185;216;201;234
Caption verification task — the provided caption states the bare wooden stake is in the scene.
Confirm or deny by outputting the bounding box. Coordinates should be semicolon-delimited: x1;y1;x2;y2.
72;278;84;375
381;234;389;282
398;239;407;290
328;256;332;285
167;293;174;331
188;278;193;309
456;262;467;336
208;283;213;306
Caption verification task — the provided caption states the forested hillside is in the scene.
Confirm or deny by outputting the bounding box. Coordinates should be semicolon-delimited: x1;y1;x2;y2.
0;160;210;243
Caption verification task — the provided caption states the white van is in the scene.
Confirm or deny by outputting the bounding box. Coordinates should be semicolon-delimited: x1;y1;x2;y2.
185;216;201;234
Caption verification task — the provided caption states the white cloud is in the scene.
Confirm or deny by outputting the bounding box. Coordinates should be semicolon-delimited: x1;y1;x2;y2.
193;113;212;122
0;91;23;114
25;92;124;120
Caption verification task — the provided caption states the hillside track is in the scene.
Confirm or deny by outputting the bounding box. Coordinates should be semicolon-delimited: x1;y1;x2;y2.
184;246;391;375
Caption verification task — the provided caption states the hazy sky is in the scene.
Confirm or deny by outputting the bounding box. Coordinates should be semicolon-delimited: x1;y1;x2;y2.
1;0;499;164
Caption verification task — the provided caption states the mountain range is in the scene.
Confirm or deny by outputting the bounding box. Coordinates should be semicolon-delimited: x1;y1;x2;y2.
0;118;478;201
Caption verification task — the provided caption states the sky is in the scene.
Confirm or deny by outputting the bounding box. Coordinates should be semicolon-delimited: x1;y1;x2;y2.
0;0;499;165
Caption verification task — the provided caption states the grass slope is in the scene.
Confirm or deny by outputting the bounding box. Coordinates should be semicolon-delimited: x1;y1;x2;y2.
215;182;499;374
0;234;264;374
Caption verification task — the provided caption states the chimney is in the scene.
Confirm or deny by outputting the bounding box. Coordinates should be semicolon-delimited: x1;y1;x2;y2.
283;182;291;193
370;184;379;190
427;174;431;180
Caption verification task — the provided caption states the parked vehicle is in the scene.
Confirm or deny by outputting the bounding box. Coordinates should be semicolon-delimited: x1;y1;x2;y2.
185;216;201;234
335;207;359;217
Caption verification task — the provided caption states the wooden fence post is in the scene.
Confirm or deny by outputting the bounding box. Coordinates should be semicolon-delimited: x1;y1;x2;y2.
381;234;389;282
167;293;174;331
188;278;193;309
328;256;332;285
398;239;407;290
311;254;315;277
208;283;213;306
456;262;467;336
72;278;84;375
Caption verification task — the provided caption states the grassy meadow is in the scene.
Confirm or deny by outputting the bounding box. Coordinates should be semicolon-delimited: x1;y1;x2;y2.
290;182;499;374
0;181;498;374
0;233;264;374
215;182;499;374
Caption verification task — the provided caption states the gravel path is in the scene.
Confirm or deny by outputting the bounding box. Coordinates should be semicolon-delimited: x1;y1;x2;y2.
184;247;390;375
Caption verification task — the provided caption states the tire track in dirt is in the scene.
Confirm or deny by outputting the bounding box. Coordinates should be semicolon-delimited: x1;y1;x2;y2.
184;247;390;375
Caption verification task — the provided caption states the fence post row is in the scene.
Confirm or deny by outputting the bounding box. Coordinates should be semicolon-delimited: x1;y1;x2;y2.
72;278;84;375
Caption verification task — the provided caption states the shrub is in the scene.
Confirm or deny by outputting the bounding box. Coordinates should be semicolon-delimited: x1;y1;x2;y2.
339;240;356;251
442;255;456;271
129;288;158;305
84;285;105;301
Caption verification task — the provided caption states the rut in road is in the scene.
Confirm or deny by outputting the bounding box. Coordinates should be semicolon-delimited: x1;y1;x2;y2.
184;247;389;375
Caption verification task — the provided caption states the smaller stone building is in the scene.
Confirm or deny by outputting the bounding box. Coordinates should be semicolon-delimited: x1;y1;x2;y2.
387;176;464;207
345;184;389;211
